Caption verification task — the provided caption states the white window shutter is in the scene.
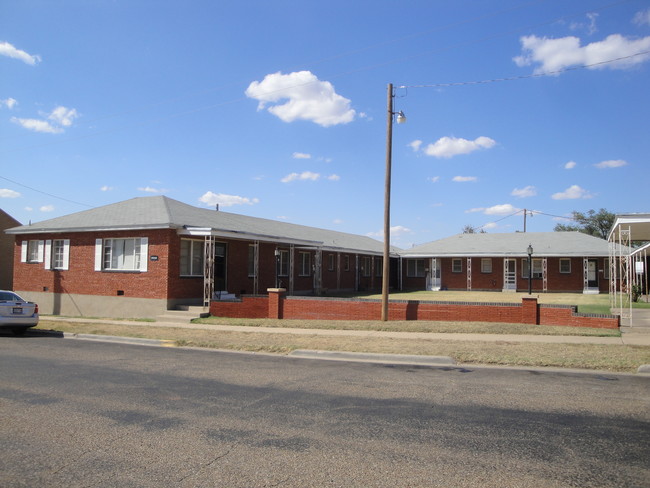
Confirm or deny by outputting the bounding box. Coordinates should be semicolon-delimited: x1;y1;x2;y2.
21;241;28;262
37;240;45;263
94;239;103;271
62;240;70;270
139;237;148;272
44;240;52;270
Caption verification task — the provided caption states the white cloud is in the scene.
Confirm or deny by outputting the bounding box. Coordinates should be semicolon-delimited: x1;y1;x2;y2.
327;174;340;181
40;205;54;212
0;41;41;65
452;175;477;182
10;105;79;134
482;222;499;230
633;9;650;26
292;152;311;159
428;176;440;183
551;185;594;200
100;185;113;191
245;70;355;127
595;159;628;169
511;185;537;198
514;34;650;74
138;186;166;193
281;171;320;183
199;191;260;207
564;161;577;169
570;13;599;35
11;117;62;134
333;218;343;224
408;140;423;152
1;97;17;109
0;188;21;198
48;106;79;127
467;204;519;215
423;136;496;158
367;225;412;239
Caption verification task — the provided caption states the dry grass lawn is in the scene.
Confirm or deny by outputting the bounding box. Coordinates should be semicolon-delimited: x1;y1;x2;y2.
36;319;649;373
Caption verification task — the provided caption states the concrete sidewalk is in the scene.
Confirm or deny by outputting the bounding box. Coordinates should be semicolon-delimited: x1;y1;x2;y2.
42;316;650;347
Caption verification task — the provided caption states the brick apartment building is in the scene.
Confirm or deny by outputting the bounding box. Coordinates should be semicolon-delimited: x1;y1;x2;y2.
399;232;614;294
7;196;393;318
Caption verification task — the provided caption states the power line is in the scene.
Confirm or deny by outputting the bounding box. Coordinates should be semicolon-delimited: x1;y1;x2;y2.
400;50;650;89
0;175;93;208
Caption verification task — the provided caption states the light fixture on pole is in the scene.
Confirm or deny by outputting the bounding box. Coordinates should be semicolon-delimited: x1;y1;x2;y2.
381;83;406;321
527;243;533;295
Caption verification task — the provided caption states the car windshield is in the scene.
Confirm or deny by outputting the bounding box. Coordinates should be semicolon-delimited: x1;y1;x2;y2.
0;292;20;302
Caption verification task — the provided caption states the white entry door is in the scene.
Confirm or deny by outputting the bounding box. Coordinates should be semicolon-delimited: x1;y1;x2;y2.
504;259;517;291
428;258;441;290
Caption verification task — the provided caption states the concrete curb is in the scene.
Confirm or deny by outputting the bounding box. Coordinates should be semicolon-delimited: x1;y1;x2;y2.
62;332;176;347
637;364;650;374
289;349;456;366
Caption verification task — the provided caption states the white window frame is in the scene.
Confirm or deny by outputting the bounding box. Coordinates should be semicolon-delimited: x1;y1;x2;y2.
452;258;462;273
21;240;44;263
407;259;426;278
278;249;290;276
299;251;311;277
327;253;335;272
45;239;70;270
180;239;204;276
559;258;571;274
481;258;492;274
522;258;543;279
95;238;148;272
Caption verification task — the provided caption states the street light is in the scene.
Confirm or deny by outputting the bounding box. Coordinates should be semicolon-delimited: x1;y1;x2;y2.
381;83;406;321
527;243;533;295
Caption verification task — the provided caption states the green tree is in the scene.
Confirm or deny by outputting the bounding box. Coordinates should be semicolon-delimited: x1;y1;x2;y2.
554;208;615;239
462;225;486;234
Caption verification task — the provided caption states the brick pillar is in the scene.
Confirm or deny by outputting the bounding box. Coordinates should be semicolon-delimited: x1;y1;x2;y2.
522;297;539;324
267;288;286;319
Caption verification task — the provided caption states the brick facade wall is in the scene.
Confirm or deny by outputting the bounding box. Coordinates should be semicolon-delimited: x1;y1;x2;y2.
401;256;610;293
210;292;619;329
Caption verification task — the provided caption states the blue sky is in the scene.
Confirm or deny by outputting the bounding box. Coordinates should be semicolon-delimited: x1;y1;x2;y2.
1;0;649;248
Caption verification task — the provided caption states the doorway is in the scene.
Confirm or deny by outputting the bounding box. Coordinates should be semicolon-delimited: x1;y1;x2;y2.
214;243;227;292
587;259;598;289
503;259;517;291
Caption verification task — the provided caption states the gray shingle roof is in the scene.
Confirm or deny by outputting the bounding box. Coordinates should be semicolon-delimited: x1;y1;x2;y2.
399;231;612;257
6;196;389;255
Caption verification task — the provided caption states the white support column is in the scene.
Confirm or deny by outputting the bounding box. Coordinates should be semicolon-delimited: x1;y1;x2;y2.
542;257;548;292
289;244;295;296
203;235;215;308
466;258;472;291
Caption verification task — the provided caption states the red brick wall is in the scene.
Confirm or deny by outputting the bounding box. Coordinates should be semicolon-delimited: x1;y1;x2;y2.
210;294;619;328
401;257;611;293
14;230;174;300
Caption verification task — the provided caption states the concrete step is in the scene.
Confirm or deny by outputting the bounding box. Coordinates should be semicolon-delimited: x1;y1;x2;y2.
156;307;210;324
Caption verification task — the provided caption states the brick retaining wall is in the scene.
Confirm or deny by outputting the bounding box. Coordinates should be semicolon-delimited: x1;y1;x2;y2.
209;290;620;329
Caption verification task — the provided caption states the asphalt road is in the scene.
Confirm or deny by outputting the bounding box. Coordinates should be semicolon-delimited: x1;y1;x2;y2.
1;334;649;487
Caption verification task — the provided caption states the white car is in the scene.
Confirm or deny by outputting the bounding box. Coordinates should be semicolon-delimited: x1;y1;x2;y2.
0;290;39;335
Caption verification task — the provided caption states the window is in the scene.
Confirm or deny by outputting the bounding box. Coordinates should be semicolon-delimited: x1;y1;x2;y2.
21;240;44;263
361;257;371;277
375;258;383;277
407;259;426;277
344;255;350;271
100;238;146;271
522;258;543;279
604;258;610;279
481;258;492;273
180;239;204;276
559;258;571;274
51;239;70;270
278;250;289;276
452;258;462;273
328;254;335;272
299;252;311;276
248;244;257;277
